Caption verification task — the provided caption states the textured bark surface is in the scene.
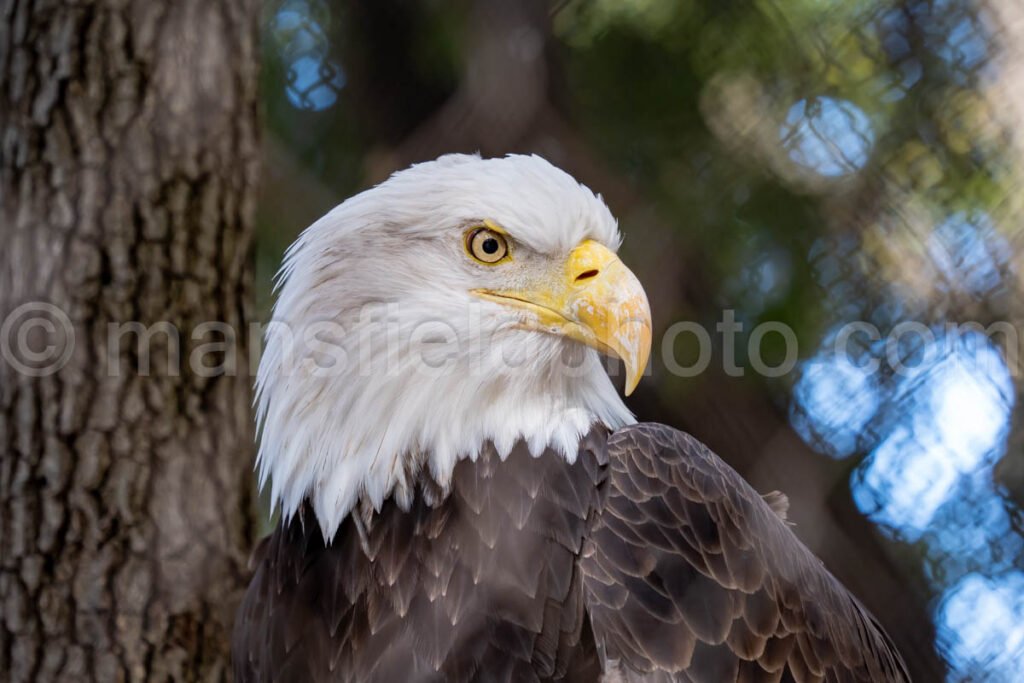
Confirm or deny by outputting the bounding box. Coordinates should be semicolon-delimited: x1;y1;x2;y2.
0;0;260;680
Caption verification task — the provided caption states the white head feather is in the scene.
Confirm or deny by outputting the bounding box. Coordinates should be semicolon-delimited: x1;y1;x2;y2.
256;153;635;538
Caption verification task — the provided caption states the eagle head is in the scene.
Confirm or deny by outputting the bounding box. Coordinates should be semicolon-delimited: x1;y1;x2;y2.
256;154;652;537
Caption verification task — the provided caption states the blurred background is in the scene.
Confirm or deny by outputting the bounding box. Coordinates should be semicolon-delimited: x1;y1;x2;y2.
257;0;1024;680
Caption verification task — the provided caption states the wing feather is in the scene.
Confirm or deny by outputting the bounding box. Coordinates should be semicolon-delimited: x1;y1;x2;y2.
583;423;910;682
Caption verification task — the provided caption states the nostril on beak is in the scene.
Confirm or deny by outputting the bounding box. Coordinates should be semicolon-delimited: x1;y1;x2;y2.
575;269;599;283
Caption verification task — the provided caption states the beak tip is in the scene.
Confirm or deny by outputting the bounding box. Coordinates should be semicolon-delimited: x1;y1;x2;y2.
623;367;644;397
622;327;652;398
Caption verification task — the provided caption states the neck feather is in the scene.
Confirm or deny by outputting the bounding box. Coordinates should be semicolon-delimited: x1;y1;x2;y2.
256;318;634;539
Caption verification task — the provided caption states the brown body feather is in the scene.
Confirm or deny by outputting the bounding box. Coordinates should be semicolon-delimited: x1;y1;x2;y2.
582;424;910;683
232;424;910;682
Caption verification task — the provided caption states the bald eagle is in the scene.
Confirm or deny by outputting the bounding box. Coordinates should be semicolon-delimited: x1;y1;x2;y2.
233;154;910;682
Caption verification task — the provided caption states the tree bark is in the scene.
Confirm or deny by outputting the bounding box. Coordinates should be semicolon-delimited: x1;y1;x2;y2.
0;0;259;680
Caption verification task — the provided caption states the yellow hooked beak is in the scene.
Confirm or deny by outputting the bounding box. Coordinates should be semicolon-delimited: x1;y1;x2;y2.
473;240;652;395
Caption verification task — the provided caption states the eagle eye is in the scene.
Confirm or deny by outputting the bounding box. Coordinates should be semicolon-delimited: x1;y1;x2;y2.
466;227;510;264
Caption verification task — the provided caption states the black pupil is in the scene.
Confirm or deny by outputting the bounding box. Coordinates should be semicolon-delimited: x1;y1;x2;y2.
481;237;499;255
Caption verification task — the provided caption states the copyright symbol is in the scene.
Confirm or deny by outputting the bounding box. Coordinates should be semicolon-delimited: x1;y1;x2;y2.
1;302;75;377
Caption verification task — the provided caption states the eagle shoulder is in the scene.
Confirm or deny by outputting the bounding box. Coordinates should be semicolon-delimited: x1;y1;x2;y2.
582;422;911;682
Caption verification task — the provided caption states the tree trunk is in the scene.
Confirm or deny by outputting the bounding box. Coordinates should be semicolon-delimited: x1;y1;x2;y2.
0;1;259;680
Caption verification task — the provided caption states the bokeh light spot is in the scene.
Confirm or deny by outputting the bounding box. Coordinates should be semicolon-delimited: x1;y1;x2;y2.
285;56;345;111
269;0;342;112
936;572;1024;682
272;8;328;60
851;331;1013;540
780;97;874;177
932;0;990;74
791;351;881;459
928;212;1009;296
